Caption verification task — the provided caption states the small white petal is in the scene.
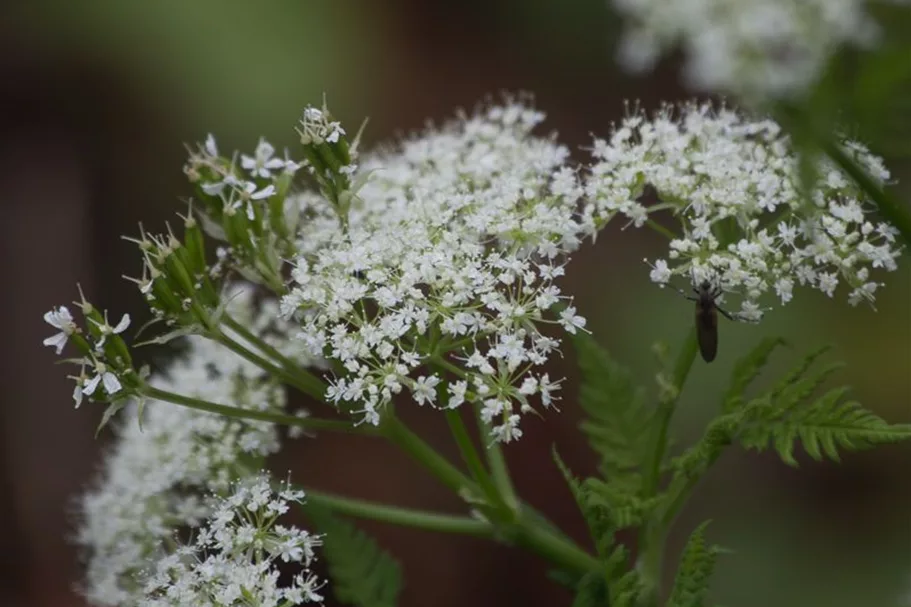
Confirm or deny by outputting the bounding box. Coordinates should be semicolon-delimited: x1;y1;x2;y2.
82;374;101;396
102;372;122;394
112;314;131;334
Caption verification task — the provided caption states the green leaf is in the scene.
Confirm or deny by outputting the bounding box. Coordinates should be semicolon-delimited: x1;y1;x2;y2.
667;522;721;607
571;571;609;607
303;504;402;607
552;448;642;606
553;447;616;556
722;337;787;412
732;346;911;467
740;386;911;467
573;332;651;487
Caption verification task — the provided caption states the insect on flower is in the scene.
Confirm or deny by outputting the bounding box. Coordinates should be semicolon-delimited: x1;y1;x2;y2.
665;280;742;363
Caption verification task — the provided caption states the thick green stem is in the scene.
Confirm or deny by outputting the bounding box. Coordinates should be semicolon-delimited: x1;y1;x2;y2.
637;328;699;606
445;409;502;507
474;403;519;513
305;490;494;536
221;314;327;398
212;330;326;401
380;415;477;495
380;414;597;573
144;386;373;435
511;513;601;573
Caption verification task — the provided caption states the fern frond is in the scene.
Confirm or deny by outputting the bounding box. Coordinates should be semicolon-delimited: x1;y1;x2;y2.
553;448;617;555
583;477;663;529
766;344;832;402
573;332;651;485
722;337;787;412
303;505;402;607
740;386;911;466
667;522;721;607
670;415;737;482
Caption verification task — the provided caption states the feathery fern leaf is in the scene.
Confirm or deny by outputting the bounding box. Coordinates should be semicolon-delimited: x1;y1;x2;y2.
722;337;787;412
303;505;402;607
667;522;721;607
731;345;911;466
739;386;911;466
573;332;651;487
553;448;617;555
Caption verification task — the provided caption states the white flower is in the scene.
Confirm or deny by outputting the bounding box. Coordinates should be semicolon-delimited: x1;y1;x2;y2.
241;138;285;179
299;105;346;145
612;0;884;100
204;133;218;157
586;102;902;314
82;361;122;397
76;290;319;606
281;99;588;442
412;375;440;406
42;306;77;354
648;259;672;284
140;474;324;606
89;311;131;351
559;306;587;334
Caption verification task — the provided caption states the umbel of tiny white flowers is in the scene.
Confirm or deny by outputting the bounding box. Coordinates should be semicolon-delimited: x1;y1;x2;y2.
76;290;311;606
277;99;587;442
583;101;902;320
140;474;325;607
42;286;137;410
611;0;886;101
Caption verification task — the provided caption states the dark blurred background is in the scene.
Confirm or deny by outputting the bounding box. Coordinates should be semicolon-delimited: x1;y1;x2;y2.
1;1;908;606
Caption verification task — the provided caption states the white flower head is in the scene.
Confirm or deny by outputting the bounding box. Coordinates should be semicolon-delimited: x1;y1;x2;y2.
282;98;589;442
586;102;902;315
612;0;884;100
75;290;320;606
140;474;324;606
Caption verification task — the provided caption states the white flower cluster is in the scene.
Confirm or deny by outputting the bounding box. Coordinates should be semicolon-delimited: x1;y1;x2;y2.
585;102;901;319
141;475;324;606
279;101;589;442
612;0;885;99
76;292;310;606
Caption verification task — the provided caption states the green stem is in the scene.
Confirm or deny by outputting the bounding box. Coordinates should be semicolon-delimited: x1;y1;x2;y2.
380;414;597;572
445;409;502;507
637;327;699;606
511;513;601;573
474;403;519;513
645;218;677;241
222;314;316;376
212;330;326;401
380;415;478;495
305;489;494;537
144;386;373;435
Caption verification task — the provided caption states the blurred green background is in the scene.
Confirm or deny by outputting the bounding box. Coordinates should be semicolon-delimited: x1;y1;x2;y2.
0;1;908;606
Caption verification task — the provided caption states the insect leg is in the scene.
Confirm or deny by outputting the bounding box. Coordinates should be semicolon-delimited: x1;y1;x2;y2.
664;283;699;302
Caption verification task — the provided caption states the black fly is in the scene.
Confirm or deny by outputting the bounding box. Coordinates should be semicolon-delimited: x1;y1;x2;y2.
666;280;739;363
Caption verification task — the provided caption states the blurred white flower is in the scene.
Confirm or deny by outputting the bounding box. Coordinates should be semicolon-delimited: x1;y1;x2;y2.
76;291;309;606
612;0;885;100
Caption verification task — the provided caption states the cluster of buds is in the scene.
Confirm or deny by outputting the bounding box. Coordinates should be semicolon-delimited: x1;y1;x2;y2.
124;211;222;333
295;101;367;229
43;289;139;411
183;135;299;293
